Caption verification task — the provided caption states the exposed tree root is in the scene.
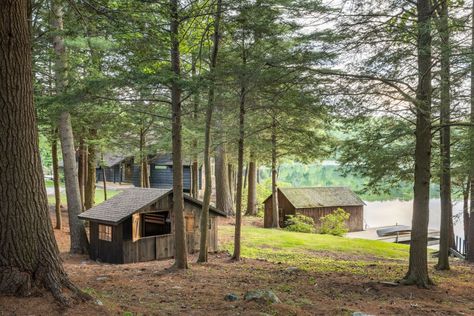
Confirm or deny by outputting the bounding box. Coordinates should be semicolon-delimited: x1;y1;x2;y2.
0;265;92;307
400;272;434;288
435;263;450;271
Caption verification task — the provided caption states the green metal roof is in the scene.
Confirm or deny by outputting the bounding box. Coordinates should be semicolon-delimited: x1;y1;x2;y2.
275;187;365;209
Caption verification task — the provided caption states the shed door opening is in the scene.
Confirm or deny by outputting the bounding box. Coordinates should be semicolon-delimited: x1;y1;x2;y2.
142;211;171;237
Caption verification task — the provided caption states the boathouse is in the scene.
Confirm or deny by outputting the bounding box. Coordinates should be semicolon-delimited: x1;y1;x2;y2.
78;188;225;264
263;187;365;232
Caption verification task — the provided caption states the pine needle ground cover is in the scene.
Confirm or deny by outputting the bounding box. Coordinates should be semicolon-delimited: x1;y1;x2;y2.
2;217;473;315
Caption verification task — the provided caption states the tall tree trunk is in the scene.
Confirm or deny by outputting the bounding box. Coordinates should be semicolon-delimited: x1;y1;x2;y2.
233;59;246;260
77;137;85;211
243;163;248;189
139;129;146;188
0;0;89;303
198;0;222;263
192;160;199;197
101;153;108;201
463;177;470;243
228;163;235;207
52;0;88;254
51;131;62;229
58;113;89;254
402;0;433;287
246;153;257;216
191;55;200;199
215;144;234;214
84;129;96;210
436;0;452;271
270;115;279;228
468;0;474;262
170;0;188;269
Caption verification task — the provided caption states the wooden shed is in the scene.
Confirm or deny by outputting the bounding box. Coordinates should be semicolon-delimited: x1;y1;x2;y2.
78;188;226;264
263;187;365;232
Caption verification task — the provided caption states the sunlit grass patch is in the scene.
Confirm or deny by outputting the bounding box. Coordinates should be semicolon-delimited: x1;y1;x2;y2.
220;225;410;277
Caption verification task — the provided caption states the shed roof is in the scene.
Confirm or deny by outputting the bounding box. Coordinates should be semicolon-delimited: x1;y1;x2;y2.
78;188;226;224
149;153;192;166
100;153;131;167
265;187;365;209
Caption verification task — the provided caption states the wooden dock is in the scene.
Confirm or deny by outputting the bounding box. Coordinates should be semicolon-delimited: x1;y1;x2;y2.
346;226;440;246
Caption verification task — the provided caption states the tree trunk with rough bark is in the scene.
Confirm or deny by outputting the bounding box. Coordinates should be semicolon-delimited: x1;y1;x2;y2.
77;137;85;211
191;55;200;199
228;163;235;208
192;160;199;198
402;0;433;287
0;0;90;304
51;131;62;229
100;152;108;201
463;177;470;243
467;0;474;263
58;113;89;254
246;155;257;216
84;130;96;210
270;116;279;228
215;144;234;214
52;0;88;254
170;0;188;269
233;60;246;260
436;0;452;271
198;0;222;263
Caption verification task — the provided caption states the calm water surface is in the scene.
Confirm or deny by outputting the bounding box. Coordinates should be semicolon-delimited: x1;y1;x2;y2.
364;199;465;236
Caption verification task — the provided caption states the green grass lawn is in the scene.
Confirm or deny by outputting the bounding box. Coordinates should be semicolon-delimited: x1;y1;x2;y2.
220;225;411;277
47;188;119;206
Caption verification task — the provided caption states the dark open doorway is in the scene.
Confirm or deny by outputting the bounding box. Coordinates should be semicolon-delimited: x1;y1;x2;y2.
142;211;171;237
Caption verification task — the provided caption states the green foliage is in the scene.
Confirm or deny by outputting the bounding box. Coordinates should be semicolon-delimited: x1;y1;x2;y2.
284;214;315;233
258;162;440;201
318;208;350;236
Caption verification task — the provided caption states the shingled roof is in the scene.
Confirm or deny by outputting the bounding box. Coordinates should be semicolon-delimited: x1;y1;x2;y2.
268;187;365;209
78;188;226;224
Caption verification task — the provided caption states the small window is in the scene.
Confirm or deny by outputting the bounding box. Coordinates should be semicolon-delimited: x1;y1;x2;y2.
98;224;112;241
208;217;212;230
185;216;194;232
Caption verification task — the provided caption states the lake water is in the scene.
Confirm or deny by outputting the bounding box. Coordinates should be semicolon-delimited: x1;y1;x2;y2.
364;199;465;237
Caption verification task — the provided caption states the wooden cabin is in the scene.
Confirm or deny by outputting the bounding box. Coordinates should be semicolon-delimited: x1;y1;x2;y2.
96;153;202;193
131;154;201;193
96;154;134;183
78;188;225;264
263;187;365;232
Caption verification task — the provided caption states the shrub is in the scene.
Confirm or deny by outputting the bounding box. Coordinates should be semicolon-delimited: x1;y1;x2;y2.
318;208;350;236
284;214;315;233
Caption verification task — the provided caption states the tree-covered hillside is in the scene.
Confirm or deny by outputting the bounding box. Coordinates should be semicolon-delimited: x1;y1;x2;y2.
259;162;440;201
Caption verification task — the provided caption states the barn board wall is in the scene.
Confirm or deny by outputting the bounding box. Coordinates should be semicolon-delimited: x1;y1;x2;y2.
296;205;363;232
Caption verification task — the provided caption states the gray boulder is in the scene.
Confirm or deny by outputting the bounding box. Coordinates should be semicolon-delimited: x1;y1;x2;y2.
244;290;280;304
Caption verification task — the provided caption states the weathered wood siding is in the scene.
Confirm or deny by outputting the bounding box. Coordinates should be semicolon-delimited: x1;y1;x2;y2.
294;206;363;232
89;221;124;263
96;165;121;183
121;198;219;263
132;165;193;191
263;191;296;227
264;189;364;232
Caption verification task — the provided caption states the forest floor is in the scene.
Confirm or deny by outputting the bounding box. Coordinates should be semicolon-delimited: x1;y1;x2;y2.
1;214;474;316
